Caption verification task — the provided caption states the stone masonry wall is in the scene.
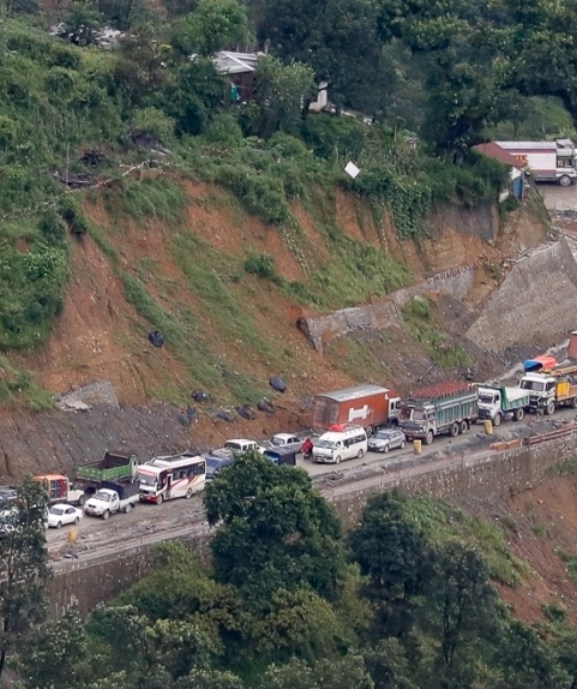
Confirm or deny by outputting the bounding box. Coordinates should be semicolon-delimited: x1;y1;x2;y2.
300;264;477;353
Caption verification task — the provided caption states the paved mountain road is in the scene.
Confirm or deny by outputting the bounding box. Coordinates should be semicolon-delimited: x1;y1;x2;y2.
47;409;577;568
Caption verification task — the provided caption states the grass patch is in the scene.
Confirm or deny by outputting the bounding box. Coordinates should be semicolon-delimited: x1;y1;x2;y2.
108;177;189;224
554;455;577;476
305;236;413;310
0;355;54;411
325;336;389;383
403;497;526;586
402;296;471;369
172;232;275;361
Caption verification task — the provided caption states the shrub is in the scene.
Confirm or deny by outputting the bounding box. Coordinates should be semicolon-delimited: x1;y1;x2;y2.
244;253;275;279
214;164;290;225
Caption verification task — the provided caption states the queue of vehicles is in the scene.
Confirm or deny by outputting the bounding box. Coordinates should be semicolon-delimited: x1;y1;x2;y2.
4;352;577;528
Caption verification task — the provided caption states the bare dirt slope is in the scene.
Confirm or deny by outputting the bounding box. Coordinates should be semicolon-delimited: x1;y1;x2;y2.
3;178;577;631
2;182;553;481
459;472;577;626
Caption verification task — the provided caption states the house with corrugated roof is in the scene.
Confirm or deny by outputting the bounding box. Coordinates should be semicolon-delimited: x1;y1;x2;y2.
473;141;526;201
212;51;262;103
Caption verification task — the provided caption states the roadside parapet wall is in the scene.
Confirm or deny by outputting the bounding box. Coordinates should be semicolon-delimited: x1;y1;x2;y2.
49;423;577;614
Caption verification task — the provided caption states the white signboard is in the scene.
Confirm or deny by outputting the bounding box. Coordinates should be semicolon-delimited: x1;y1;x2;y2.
345;161;360;179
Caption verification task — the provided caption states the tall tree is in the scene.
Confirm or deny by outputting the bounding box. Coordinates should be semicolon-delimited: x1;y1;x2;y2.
19;601;88;689
205;453;347;607
0;476;50;679
253;55;315;138
349;492;433;638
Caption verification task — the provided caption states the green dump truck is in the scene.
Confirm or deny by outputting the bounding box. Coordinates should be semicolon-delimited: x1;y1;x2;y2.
76;452;138;484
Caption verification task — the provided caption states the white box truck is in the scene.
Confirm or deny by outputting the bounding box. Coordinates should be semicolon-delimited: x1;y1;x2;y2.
496;139;577;186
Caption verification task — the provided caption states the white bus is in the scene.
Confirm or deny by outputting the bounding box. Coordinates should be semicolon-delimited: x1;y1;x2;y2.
138;453;206;504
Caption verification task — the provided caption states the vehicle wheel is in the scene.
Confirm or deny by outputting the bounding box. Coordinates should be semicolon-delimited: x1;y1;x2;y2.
460;420;469;434
185;488;193;499
493;413;501;427
545;401;555;416
56;521;62;529
560;174;572;187
425;430;434;445
102;510;110;521
450;422;459;437
357;448;364;459
384;445;390;453
125;503;132;514
400;440;406;449
78;494;85;506
572;397;577;409
514;408;524;421
156;494;164;505
74;517;80;525
335;456;342;464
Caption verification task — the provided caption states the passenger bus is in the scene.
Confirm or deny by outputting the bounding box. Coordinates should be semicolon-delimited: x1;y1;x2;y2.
138;453;206;504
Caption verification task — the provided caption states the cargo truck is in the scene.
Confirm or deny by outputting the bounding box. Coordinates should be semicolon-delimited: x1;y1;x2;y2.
84;481;140;519
399;381;479;445
312;384;401;434
496;139;577;186
519;363;577;414
477;385;531;425
75;451;138;483
34;452;138;506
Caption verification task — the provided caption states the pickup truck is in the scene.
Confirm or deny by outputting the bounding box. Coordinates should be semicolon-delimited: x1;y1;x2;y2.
84;481;139;519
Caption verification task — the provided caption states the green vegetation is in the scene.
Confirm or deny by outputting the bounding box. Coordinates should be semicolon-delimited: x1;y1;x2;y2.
12;470;571;689
402;296;472;369
0;356;54;410
0;0;573;403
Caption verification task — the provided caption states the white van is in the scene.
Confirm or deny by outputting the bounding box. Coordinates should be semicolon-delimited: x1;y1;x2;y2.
312;426;368;464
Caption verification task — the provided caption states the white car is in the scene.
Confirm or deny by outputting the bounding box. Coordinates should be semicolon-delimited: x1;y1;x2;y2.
47;504;83;529
209;439;265;462
269;433;303;452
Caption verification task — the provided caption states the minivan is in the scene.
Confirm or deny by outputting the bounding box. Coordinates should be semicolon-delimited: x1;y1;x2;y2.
312;426;368;464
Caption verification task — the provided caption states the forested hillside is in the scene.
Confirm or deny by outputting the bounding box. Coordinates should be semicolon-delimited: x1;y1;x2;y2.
3;0;577;687
7;457;577;689
0;0;573;414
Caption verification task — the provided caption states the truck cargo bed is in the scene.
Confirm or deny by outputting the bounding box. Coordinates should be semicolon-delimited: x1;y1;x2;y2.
76;452;137;483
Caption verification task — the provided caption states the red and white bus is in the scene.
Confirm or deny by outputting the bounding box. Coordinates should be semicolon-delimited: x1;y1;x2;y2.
138;453;206;504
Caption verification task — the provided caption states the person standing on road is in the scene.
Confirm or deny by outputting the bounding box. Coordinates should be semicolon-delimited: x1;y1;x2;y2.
302;438;313;459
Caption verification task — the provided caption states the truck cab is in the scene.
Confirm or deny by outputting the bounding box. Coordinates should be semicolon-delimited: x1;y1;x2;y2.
519;373;556;414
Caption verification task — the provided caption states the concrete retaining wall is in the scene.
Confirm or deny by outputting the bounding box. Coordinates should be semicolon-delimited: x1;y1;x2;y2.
466;239;577;350
49;426;577;614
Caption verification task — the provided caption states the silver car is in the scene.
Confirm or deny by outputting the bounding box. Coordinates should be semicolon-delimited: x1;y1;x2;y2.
368;429;406;453
269;433;303;452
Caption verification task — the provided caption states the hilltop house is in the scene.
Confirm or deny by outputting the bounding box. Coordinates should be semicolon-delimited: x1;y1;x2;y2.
212;51;261;103
473;141;526;201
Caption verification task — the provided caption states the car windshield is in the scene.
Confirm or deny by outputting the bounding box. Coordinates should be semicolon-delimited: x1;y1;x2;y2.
49;506;65;515
375;432;392;440
225;442;242;450
207;458;230;471
479;392;495;404
271;436;284;446
138;472;158;486
316;439;337;449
